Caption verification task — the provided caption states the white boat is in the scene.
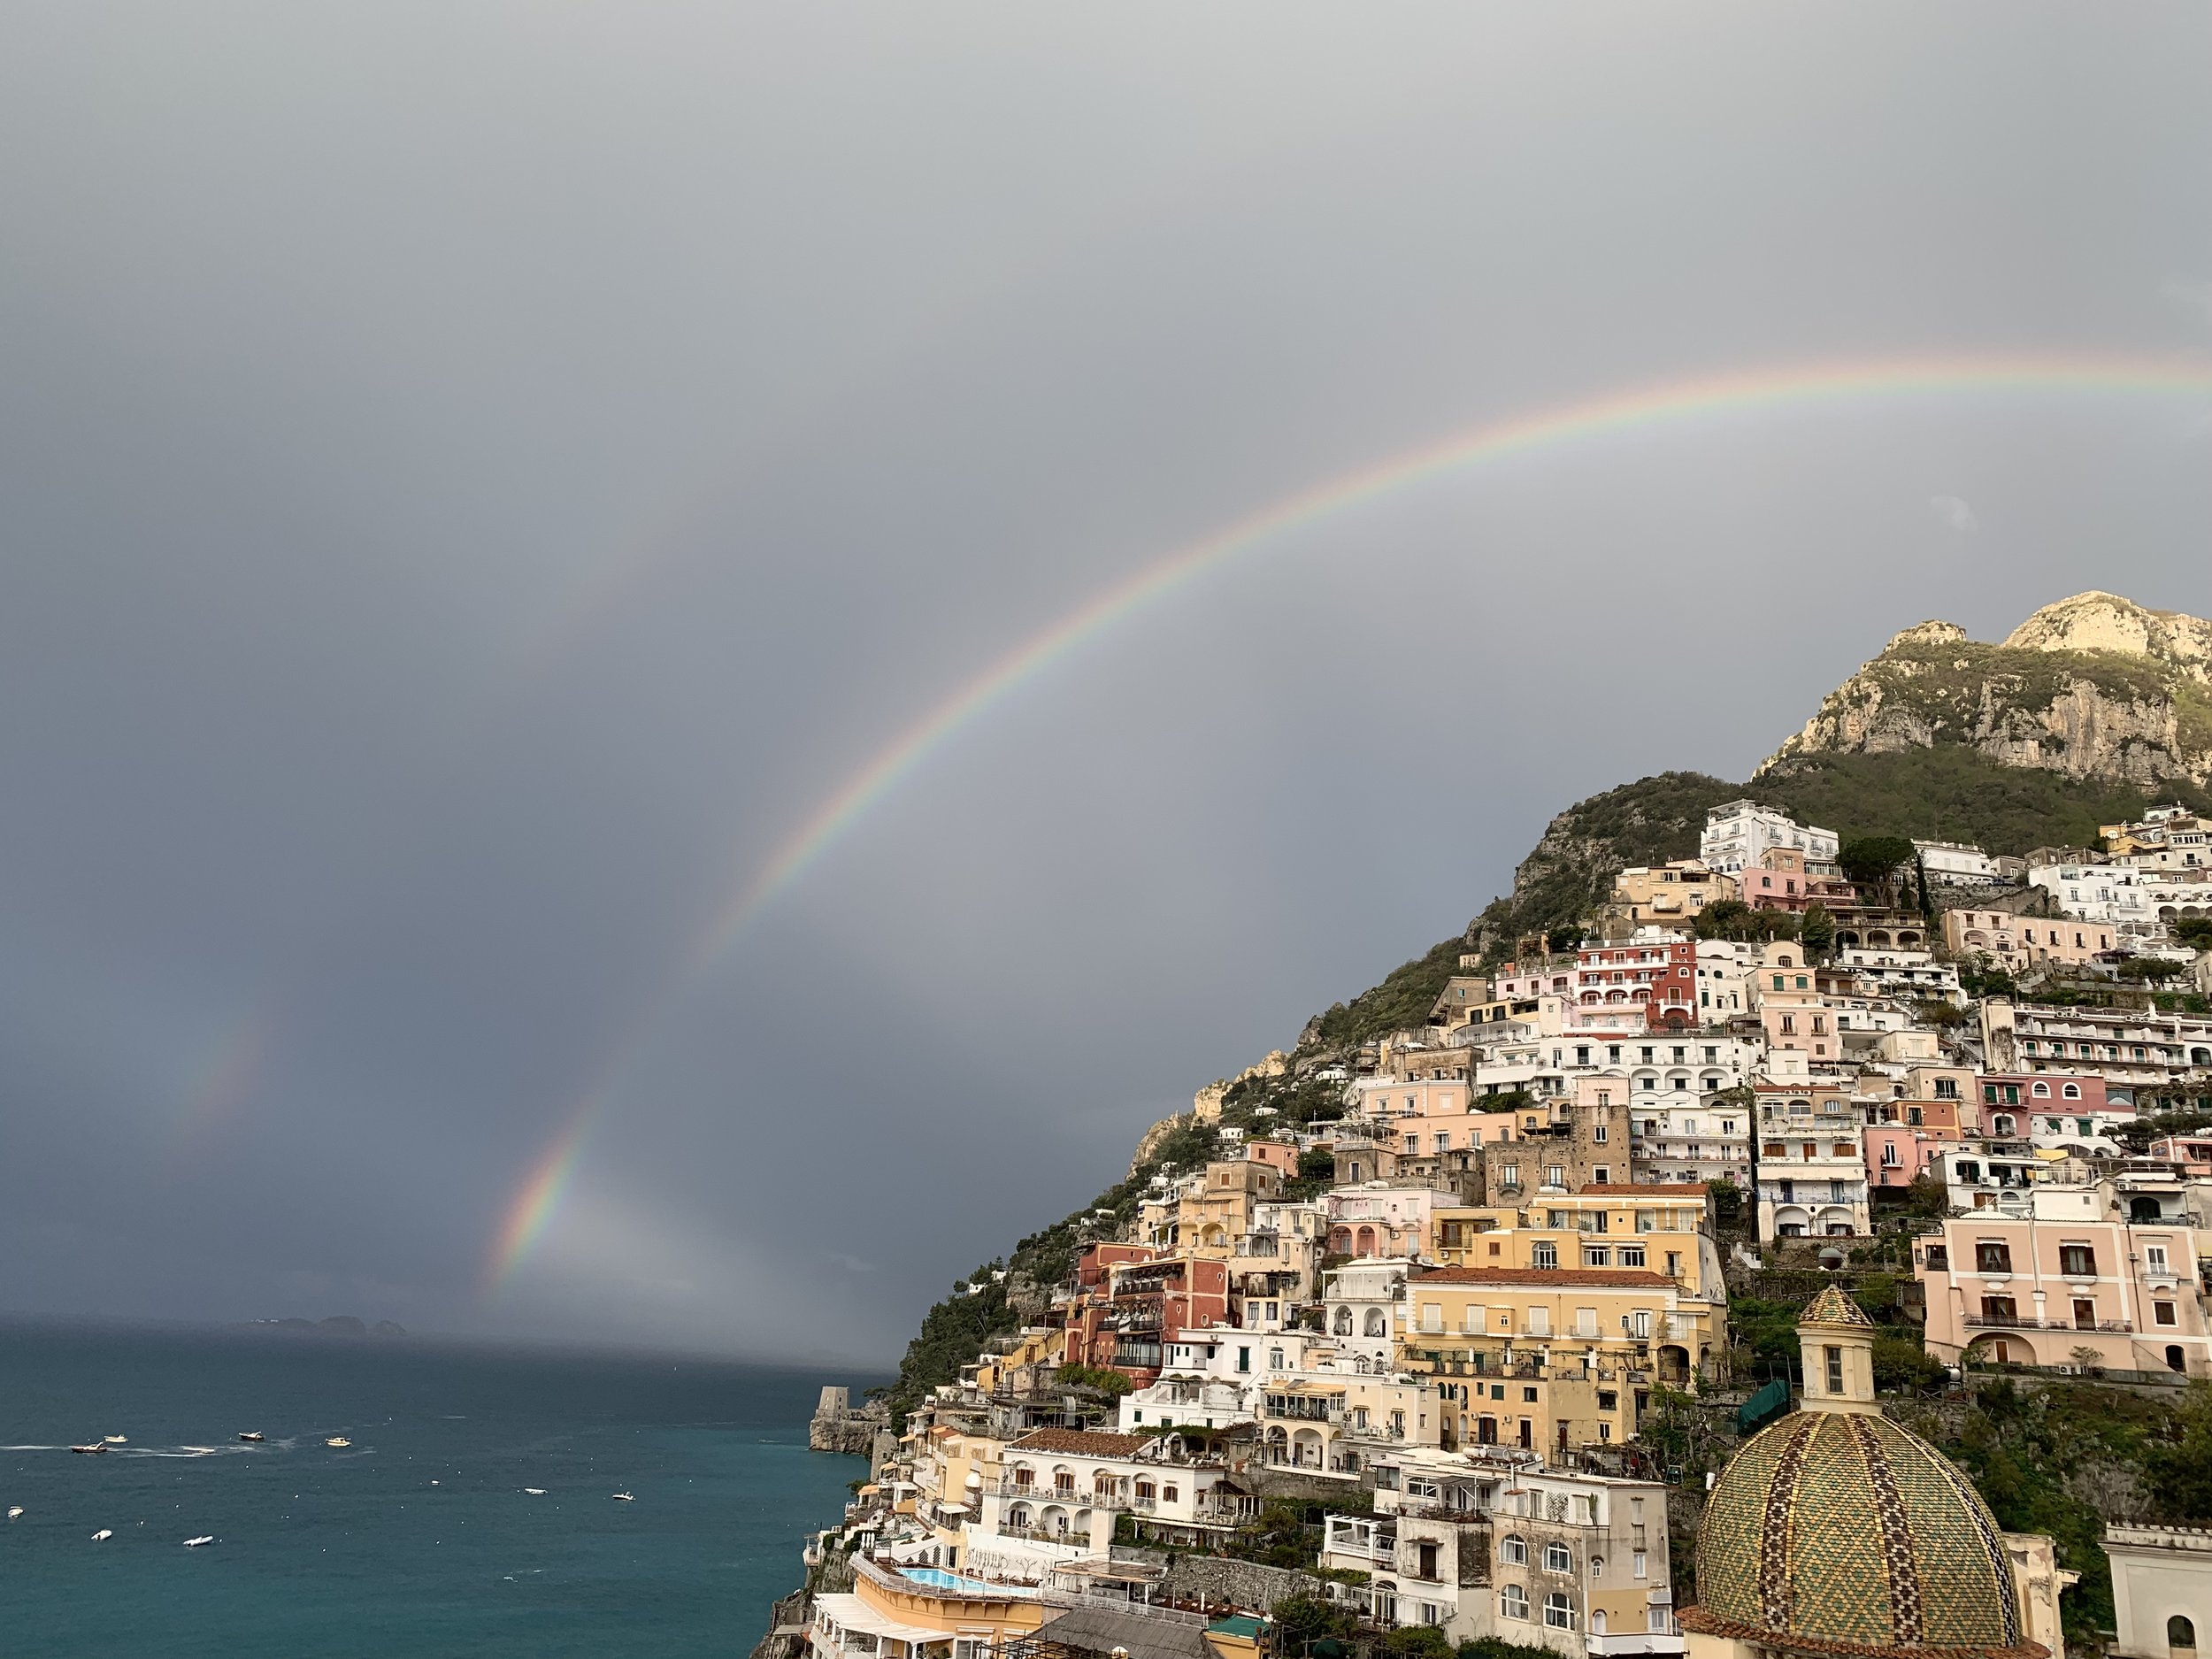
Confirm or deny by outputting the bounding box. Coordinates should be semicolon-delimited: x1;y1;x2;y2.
103;1436;127;1445
523;1488;547;1495
183;1535;215;1548
238;1432;265;1443
325;1437;351;1448
611;1492;634;1502
69;1443;106;1455
91;1530;112;1541
7;1507;22;1519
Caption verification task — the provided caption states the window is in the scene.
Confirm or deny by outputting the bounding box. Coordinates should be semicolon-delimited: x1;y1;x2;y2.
1619;1245;1646;1268
1825;1346;1844;1394
1501;1535;1528;1564
1583;1247;1611;1267
2059;1245;2096;1277
1531;1241;1558;1270
1525;1308;1550;1336
2155;1302;2178;1326
1544;1542;1572;1572
1500;1586;1529;1621
2062;1083;2081;1100
2147;1245;2171;1275
1632;1551;1648;1580
1543;1593;1574;1630
1976;1241;2013;1274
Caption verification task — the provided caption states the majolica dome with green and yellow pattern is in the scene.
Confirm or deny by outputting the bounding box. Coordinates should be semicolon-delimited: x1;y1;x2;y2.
1680;1289;2040;1659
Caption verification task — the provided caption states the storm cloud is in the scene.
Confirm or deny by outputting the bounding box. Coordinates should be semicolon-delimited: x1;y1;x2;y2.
2;4;2208;1360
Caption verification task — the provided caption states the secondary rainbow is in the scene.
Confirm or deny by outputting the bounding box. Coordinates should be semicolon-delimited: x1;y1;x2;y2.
484;346;2212;1286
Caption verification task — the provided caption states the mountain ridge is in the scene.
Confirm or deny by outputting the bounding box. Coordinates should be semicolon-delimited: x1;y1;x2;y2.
1763;591;2212;786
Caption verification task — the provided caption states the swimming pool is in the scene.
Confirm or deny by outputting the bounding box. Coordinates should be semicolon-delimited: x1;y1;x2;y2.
900;1568;1011;1594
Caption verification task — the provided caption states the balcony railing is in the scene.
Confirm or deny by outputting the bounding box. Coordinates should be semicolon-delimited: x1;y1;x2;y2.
1962;1314;2132;1333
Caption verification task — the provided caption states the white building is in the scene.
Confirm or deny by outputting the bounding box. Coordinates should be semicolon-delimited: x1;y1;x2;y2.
2030;864;2156;930
1319;1445;1680;1658
1835;949;1964;1006
1694;941;1757;1021
1914;839;2001;883
1700;802;1839;878
1755;1087;1870;1237
2104;1524;2212;1659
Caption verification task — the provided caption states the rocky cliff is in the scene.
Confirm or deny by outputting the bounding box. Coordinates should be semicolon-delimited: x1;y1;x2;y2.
1762;593;2212;787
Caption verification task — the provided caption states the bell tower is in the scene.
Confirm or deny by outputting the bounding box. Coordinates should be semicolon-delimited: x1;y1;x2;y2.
1796;1285;1878;1413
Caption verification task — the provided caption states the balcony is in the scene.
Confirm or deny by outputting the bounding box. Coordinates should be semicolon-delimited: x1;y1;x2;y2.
1962;1315;2133;1333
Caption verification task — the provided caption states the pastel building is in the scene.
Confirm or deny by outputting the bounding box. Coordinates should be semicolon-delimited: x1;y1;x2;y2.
1913;1179;2210;1375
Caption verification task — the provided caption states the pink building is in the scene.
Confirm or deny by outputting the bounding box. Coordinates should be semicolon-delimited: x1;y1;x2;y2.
1914;1177;2209;1376
1977;1071;2121;1139
1325;1186;1437;1258
2147;1135;2212;1178
1864;1124;1957;1190
1241;1139;1300;1177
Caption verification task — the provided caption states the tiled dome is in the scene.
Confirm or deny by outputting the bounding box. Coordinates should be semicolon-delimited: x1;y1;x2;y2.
1682;1409;2038;1658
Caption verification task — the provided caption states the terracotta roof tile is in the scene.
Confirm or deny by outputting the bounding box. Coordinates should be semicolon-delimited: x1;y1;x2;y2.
1009;1428;1150;1457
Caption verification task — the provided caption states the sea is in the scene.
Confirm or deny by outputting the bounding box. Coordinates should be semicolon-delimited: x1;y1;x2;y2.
0;1320;876;1658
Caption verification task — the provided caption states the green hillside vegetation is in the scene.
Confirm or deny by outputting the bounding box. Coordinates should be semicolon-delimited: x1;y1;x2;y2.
1758;749;2212;853
873;1115;1222;1426
1294;747;2210;1055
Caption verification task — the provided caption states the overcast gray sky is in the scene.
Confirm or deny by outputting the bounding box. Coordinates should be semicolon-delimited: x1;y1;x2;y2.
3;4;2208;1363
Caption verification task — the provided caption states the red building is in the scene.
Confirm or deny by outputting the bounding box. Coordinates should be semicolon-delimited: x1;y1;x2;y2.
1061;1248;1232;1386
1575;938;1697;1029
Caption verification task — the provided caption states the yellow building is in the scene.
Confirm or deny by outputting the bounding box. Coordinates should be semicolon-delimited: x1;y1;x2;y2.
1430;1186;1718;1301
1397;1258;1721;1452
1613;860;1739;926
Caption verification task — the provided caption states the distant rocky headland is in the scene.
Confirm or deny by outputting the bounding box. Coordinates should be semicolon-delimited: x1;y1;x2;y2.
233;1315;408;1338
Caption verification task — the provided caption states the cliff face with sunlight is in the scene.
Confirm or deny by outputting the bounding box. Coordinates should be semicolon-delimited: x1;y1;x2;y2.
1763;593;2212;787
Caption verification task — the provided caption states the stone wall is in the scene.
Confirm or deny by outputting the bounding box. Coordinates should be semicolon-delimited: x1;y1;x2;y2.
1110;1545;1327;1613
810;1386;888;1456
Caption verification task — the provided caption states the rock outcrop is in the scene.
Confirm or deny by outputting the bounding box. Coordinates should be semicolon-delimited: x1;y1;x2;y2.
1762;593;2212;787
808;1386;887;1455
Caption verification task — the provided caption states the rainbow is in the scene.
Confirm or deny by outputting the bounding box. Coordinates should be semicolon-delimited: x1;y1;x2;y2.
485;1095;600;1289
482;347;2212;1286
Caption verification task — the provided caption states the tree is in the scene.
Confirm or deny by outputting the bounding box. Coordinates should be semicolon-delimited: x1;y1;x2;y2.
1871;1332;1946;1395
2144;1384;2212;1522
1695;898;1802;943
1705;1172;1745;1231
2176;916;2212;949
1799;901;1837;959
2119;956;2185;983
1839;834;1918;892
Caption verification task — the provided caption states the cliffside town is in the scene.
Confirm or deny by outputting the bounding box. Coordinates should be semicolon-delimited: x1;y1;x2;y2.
772;595;2212;1659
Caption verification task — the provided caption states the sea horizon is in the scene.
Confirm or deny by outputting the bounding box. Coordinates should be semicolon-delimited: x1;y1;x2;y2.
2;1319;887;1657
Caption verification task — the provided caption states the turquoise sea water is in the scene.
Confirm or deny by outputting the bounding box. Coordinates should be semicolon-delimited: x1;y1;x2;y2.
0;1321;873;1657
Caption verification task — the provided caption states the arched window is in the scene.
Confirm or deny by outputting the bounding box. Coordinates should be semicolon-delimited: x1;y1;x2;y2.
1333;1306;1353;1336
1501;1535;1528;1564
1544;1542;1573;1572
2062;1083;2081;1099
1499;1586;1529;1621
2031;1082;2050;1097
2169;1616;2195;1653
1364;1308;1387;1338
